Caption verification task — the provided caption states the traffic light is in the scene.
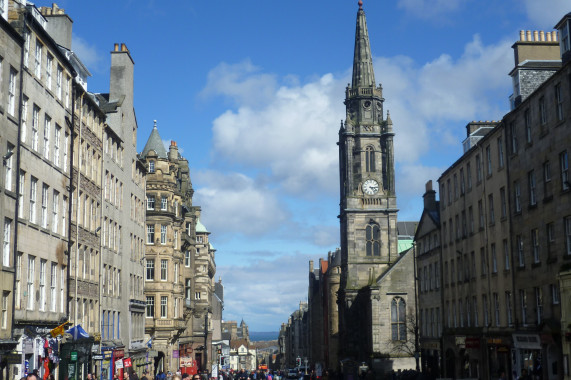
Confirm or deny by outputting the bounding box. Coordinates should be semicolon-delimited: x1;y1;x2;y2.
217;349;222;355
296;358;301;367
220;357;224;366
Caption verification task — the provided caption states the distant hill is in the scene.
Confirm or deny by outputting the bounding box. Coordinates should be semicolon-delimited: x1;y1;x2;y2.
250;331;278;342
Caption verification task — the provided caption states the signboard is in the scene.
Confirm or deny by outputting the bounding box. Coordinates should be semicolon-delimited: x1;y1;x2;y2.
115;359;124;369
465;337;480;349
4;353;22;364
103;351;113;359
93;355;104;361
71;351;78;362
172;350;179;359
124;358;132;368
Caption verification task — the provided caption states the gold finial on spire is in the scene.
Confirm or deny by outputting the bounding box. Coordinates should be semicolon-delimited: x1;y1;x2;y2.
358;0;363;9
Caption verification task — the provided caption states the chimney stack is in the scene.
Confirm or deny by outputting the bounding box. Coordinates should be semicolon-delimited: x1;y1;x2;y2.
423;180;437;211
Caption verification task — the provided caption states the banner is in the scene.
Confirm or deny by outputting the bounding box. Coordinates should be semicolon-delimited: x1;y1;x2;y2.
123;358;132;368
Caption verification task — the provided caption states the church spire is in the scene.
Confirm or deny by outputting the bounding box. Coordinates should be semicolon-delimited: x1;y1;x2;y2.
352;0;376;88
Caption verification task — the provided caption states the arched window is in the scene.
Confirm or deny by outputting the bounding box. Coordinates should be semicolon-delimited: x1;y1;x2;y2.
391;297;407;341
365;146;375;172
365;222;381;256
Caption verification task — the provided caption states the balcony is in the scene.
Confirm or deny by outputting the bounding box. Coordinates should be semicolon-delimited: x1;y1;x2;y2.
150;318;186;331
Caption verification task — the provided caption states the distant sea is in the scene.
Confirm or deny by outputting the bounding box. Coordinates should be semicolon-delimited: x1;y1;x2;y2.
250;331;278;341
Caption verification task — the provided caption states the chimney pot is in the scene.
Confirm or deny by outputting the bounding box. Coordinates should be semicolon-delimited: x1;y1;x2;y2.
121;43;127;52
552;31;557;42
114;43;119;51
547;32;552;42
526;30;532;41
540;31;545;41
520;30;525;41
533;30;539;41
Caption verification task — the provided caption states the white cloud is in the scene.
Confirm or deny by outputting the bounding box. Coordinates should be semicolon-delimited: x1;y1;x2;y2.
71;35;102;72
217;252;322;331
193;170;289;236
199;60;278;108
522;0;569;29
210;71;344;197
397;0;463;19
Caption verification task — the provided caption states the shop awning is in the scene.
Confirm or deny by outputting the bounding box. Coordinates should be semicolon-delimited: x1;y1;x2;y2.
512;334;541;349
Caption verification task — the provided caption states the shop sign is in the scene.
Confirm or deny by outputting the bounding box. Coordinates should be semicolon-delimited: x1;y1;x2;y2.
71;351;78;362
93;355;104;360
487;338;503;345
103;350;113;359
115;359;124;369
124;358;132;368
466;337;480;349
172;350;179;358
512;334;541;350
455;336;466;348
4;353;22;364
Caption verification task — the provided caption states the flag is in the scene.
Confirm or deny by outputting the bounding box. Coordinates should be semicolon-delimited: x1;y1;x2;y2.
50;322;68;338
65;324;90;340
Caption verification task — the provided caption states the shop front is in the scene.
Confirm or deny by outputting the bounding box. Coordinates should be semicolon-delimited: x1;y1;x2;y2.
486;336;512;380
512;333;541;379
420;339;441;376
59;337;94;380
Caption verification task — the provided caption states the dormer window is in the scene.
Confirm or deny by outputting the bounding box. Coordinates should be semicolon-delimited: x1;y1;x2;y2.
149;161;155;173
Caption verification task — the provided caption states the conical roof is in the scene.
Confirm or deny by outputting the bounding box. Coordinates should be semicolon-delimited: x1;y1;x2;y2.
140;121;168;159
351;1;376;88
196;218;209;233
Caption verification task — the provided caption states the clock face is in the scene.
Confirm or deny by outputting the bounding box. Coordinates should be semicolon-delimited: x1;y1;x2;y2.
363;179;379;195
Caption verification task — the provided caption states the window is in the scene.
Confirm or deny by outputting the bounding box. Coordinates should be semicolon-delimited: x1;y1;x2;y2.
478;200;484;229
34;39;42;78
447;179;451;205
52;191;59;233
160;296;168;318
60;267;64;313
531;229;539;263
146;225;155;244
544;161;552;198
365;146;375;172
3;219;11;267
185;251;191;267
506;291;513;326
46;54;53;90
535;287;543;324
38;259;46;311
65;75;70;108
460;168;465;194
195;291;201;300
1;292;7;329
146;259;154;281
476;154;482;182
525;108;532;143
486;146;492;175
185;279;191;300
4;144;13;191
161;196;167;210
27;255;35;310
21;97;28;143
551;284;560;305
467;163;472;190
510;121;518;154
160;259;167;281
514;181;521;213
391;297;407;341
148;161;155;173
29;178;38;223
491;243;497;273
147;195;155;210
561;151;569;190
480;247;487;276
160;225;167;245
499;187;507;219
503;239;510;271
56;65;62;99
8;68;16;116
32;105;39;151
488;194;495;225
174;230;178;249
62;196;67;237
482;294;489;326
528;170;536;206
454;174;458;199
146;296;154;317
520;290;527;325
468;207;474;233
517;235;524;267
365;222;380;256
41;184;48;229
473;297;479;327
539;96;547;126
493;293;500;327
63;133;69;172
14;254;21;310
23;31;30;68
555;83;564;121
497;137;504;169
174;263;179;284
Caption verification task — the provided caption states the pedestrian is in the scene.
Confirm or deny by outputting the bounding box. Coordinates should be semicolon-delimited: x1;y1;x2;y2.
142;371;149;380
172;375;182;380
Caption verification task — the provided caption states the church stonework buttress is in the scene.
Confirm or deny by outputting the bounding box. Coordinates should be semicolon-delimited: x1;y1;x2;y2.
338;0;398;309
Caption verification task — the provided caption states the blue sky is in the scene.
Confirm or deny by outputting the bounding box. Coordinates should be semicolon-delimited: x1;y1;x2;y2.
53;0;568;332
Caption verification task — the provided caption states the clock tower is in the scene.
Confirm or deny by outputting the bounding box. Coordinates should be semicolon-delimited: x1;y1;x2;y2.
338;0;398;302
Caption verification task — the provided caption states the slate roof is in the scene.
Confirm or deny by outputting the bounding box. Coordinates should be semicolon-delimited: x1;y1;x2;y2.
140;122;168;159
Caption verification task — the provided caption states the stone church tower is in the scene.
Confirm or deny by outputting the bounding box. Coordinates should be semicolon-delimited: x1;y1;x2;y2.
338;0;401;364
